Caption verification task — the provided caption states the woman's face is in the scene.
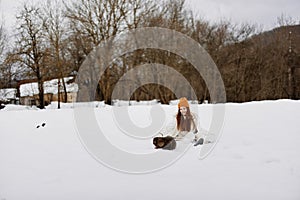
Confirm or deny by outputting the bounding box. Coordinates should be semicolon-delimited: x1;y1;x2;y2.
179;106;188;116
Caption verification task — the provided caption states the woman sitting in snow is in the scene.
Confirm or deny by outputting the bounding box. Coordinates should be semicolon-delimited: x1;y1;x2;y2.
171;97;203;144
153;97;204;150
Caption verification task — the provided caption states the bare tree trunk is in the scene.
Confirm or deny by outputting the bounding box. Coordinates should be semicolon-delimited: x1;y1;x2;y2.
37;69;45;108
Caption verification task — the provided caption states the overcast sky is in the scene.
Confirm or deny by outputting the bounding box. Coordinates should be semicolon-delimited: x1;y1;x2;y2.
185;0;299;29
0;0;299;32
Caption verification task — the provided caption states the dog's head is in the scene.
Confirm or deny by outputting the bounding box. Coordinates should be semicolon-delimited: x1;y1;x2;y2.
153;137;166;148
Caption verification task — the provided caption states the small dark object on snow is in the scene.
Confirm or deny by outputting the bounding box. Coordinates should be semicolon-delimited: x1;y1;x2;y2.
194;138;204;146
153;136;176;150
36;123;46;128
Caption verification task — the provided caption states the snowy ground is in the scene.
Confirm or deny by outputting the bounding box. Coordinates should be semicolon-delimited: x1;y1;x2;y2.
0;100;300;200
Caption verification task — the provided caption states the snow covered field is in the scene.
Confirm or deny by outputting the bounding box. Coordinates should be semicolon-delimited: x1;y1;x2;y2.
0;100;300;200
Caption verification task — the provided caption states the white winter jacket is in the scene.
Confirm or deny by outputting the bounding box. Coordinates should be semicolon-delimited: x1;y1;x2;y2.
161;112;200;141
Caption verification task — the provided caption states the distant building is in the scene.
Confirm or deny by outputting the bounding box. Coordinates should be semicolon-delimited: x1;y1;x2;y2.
0;88;19;105
19;77;78;106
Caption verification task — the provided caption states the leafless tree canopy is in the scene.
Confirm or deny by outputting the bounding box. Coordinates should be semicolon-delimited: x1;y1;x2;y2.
0;22;7;88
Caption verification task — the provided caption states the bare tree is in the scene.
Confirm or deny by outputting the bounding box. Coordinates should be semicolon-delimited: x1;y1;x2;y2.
64;0;129;50
0;21;7;88
0;22;6;61
64;0;160;104
124;0;158;29
276;14;299;27
14;3;47;108
41;0;69;108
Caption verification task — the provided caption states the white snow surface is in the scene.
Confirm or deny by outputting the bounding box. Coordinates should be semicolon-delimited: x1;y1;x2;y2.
0;100;300;200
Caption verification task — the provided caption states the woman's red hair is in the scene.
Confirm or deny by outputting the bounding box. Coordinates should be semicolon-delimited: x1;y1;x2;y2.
176;107;193;131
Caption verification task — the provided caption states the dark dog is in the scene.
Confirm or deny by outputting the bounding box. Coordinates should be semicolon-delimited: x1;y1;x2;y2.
153;136;176;150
